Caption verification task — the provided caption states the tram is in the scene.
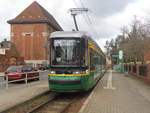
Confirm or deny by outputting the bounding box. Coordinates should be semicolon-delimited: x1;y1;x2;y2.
48;31;106;92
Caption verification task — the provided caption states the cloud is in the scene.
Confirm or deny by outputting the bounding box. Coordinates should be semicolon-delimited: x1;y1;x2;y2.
83;0;136;17
0;0;149;51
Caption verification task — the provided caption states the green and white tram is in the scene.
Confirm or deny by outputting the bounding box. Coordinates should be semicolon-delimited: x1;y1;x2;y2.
48;31;106;92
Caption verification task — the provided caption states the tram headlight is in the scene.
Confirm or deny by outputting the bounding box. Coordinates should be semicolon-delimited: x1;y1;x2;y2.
50;71;56;74
73;71;80;74
85;70;89;74
73;70;89;74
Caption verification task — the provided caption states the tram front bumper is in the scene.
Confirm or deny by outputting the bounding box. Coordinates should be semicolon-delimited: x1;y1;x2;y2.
49;79;81;85
48;76;83;91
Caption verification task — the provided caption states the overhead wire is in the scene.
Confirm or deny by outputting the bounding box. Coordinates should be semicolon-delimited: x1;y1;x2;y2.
74;0;100;39
73;0;92;27
72;0;90;28
73;0;78;8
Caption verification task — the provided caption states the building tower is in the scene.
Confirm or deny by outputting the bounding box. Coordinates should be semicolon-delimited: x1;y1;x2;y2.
7;1;62;67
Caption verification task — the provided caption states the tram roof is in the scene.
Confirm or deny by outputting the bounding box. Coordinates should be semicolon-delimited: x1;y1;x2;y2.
50;31;105;57
50;31;89;38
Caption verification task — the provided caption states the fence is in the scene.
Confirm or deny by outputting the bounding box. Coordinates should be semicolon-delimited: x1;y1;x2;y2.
0;71;48;89
124;63;150;78
132;64;137;73
139;65;147;76
129;65;131;72
124;65;128;71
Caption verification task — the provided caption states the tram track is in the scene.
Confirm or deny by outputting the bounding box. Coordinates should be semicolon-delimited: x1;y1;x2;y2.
3;91;90;113
2;91;58;113
28;93;77;113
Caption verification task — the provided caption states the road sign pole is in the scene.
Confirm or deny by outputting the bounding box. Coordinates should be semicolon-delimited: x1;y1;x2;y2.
112;51;124;73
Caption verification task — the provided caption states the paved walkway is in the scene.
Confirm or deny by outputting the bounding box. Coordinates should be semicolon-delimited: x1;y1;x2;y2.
81;70;150;113
0;80;49;112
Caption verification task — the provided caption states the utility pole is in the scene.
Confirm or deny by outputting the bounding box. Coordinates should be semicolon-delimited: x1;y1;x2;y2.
70;8;88;31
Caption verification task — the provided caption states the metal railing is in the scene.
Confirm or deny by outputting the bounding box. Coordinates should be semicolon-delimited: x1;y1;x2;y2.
0;70;48;89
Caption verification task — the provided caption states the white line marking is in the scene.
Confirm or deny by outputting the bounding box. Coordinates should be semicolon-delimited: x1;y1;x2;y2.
104;70;116;90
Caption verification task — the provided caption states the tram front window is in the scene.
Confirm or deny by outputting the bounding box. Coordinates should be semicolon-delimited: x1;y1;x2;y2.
51;39;81;66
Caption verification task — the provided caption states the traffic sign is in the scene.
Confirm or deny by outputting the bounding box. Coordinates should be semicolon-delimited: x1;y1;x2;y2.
119;50;123;59
112;55;119;58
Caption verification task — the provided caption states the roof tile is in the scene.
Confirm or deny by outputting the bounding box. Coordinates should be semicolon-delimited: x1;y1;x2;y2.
7;1;62;31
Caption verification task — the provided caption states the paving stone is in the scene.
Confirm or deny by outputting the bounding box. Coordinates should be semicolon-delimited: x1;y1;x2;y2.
82;71;150;113
0;80;49;112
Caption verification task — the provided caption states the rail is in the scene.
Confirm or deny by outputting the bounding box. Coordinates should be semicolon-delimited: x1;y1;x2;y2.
27;93;76;113
0;70;48;89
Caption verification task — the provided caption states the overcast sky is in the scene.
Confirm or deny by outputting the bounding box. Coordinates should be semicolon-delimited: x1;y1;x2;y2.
0;0;150;50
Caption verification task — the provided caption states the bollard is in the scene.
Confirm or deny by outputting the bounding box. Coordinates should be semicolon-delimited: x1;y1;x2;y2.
25;73;28;84
6;75;8;89
124;71;128;77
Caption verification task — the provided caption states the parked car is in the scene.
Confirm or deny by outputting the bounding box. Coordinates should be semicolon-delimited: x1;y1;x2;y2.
4;65;39;81
38;66;49;70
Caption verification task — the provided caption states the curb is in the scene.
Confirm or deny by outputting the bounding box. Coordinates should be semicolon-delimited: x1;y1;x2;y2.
78;90;94;113
78;72;106;113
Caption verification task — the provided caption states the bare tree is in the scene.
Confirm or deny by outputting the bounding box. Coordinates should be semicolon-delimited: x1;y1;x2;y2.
119;16;150;63
104;15;150;64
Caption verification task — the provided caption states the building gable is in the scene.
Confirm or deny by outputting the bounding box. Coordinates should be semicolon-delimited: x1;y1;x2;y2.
7;1;62;31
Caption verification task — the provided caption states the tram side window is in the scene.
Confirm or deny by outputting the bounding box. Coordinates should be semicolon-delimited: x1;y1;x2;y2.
80;38;88;67
90;51;94;70
95;53;99;65
90;50;98;70
84;49;88;66
100;57;103;65
97;54;101;65
100;57;104;65
101;57;104;69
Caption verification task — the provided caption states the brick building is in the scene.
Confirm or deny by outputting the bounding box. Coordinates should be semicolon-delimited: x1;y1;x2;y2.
0;40;24;71
144;50;150;63
7;1;62;67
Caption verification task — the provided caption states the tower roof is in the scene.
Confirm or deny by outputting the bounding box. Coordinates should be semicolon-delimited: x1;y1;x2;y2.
7;1;62;31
